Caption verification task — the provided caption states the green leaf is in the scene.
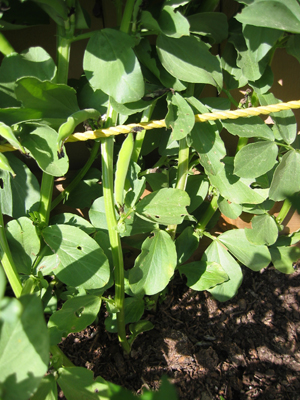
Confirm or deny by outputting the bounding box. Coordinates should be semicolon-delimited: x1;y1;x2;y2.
50;213;96;235
222;116;274;140
218;196;243;219
258;93;297;144
129;230;177;296
269;150;300;201
188;12;228;43
156;34;223;89
186;174;209;213
0;47;56;108
77;77;108;114
286;34;300;63
0;295;49;400
122;213;157;237
0;153;15;176
48;295;101;345
135;188;190;225
234;141;278;178
190;122;226;175
42;225;110;290
125;161;147;208
175;226;199;265
245;214;278;246
5;217;40;275
57;367;110;400
21;125;69;176
89;197;110;231
64;168;102;208
0;122;25;153
165;92;195;140
179;260;229;290
203;240;243;302
105;297;145;333
243;25;282;63
235;0;300;33
26;0;68;26
0;153;40;218
141;6;190;38
30;375;57;400
221;42;248;90
269;244;300;274
84;29;144;104
15;77;80;129
208;158;269;205
218;229;271;271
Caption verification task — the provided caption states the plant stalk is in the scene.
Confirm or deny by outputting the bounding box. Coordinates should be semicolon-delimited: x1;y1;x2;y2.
166;137;190;239
195;194;219;235
132;103;156;163
0;203;22;298
119;0;136;33
276;197;293;226
0;32;15;56
101;107;130;354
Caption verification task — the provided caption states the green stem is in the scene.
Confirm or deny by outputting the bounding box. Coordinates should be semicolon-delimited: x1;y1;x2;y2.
119;0;136;33
50;345;74;368
166;138;190;239
222;88;239;108
101;107;130;354
56;27;72;84
51;141;101;210
132;103;156;163
0;32;15;56
236;137;248;152
0;203;22;298
195;194;219;235
38;173;54;226
276;198;293;225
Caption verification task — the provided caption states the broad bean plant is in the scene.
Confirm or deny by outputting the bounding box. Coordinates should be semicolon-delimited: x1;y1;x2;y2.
0;0;300;399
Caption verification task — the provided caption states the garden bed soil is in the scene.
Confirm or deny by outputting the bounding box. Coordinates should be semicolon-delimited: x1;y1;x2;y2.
58;263;300;400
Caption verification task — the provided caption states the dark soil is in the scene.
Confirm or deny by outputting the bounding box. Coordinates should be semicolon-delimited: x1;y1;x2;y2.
59;263;300;400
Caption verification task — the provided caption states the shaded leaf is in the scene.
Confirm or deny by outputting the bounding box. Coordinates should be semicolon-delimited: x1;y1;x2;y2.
129;230;177;296
42;225;110;290
84;29;144;104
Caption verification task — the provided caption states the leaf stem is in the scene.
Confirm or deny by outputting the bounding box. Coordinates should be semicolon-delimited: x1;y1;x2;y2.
195;194;219;235
101;107;130;354
0;203;22;298
119;0;136;33
276;198;293;226
51;141;101;210
0;32;15;56
39;173;54;226
166;137;190;239
131;103;156;163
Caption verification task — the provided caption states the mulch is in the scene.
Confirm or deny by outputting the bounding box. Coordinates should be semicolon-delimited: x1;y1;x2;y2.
58;261;300;400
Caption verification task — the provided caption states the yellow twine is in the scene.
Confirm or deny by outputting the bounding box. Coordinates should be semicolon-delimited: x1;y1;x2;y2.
70;99;300;141
1;100;300;153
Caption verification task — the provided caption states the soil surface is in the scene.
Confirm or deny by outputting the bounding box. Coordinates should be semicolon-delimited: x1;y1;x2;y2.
59;262;300;400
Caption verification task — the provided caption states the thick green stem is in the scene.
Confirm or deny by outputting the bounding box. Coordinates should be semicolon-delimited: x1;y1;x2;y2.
195;194;219;234
51;141;101;210
276;198;293;226
0;32;15;56
119;0;136;33
166;138;190;239
38;173;54;226
101;135;130;354
101;105;130;354
236;137;248;152
0;203;22;297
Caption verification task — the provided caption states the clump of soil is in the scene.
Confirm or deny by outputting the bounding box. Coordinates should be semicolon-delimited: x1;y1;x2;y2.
59;263;300;400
